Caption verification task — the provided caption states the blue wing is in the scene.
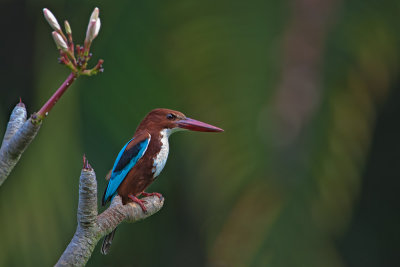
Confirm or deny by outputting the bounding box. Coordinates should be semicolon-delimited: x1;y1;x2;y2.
102;135;150;205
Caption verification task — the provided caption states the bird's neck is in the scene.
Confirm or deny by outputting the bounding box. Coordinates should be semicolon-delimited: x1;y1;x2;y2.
159;128;171;146
153;127;182;140
152;129;171;177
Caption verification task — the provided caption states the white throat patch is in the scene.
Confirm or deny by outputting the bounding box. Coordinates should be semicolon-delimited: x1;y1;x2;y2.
152;128;173;177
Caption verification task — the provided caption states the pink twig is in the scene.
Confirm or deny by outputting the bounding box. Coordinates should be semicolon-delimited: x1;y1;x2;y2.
36;72;77;119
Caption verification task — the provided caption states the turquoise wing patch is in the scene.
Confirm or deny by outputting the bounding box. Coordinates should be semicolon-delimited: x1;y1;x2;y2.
102;137;150;205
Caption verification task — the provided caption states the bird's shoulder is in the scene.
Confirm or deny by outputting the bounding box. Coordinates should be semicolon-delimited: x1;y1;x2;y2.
112;131;151;173
127;131;151;150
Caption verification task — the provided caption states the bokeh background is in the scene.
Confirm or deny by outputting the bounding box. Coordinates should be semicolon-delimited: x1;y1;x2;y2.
1;0;400;266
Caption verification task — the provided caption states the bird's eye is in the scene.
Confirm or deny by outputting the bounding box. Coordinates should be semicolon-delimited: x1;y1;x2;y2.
166;113;176;120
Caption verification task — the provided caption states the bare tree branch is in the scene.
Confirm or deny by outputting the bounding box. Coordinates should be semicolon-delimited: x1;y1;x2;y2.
55;157;164;267
0;103;41;185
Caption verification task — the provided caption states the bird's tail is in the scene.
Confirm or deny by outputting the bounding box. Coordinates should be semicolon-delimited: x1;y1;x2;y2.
101;227;118;255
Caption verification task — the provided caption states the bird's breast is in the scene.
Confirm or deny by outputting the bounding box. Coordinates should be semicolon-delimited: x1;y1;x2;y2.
152;129;170;178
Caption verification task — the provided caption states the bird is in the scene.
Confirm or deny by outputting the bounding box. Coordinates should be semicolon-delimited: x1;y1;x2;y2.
100;108;223;254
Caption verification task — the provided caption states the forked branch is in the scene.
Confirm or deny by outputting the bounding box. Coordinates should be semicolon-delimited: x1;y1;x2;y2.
55;156;164;267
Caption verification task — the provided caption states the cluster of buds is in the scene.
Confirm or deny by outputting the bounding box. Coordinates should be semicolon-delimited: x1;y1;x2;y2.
43;7;104;76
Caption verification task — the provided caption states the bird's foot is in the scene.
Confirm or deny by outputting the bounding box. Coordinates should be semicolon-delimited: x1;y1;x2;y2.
141;191;164;201
128;194;148;213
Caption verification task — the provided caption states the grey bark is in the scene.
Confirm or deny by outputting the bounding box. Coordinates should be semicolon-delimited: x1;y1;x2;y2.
55;162;164;267
0;103;41;185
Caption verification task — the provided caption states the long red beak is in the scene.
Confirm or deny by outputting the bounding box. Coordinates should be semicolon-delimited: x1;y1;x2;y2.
177;118;224;132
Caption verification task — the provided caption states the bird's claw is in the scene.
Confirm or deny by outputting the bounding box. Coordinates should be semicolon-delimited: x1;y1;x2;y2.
128;194;148;213
141;192;164;201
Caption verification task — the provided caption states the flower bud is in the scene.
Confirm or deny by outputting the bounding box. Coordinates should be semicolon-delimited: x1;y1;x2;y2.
95;18;101;38
52;31;68;51
64;20;72;35
85;19;101;42
89;7;99;21
43;8;61;31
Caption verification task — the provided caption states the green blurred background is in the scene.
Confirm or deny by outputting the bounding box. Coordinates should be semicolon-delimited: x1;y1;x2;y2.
1;0;400;266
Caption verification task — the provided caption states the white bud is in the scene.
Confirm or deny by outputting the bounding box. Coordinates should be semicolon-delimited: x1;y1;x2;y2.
85;19;101;43
85;8;101;43
43;8;61;31
95;18;101;38
89;7;99;21
52;31;68;51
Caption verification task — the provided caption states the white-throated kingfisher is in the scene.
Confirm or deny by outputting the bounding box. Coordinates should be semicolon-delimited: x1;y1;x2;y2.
100;108;223;254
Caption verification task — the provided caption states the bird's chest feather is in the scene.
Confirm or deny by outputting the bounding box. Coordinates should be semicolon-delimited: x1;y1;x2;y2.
152;129;170;177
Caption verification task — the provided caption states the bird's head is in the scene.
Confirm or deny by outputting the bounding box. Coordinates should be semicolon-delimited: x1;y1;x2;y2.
137;108;224;134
